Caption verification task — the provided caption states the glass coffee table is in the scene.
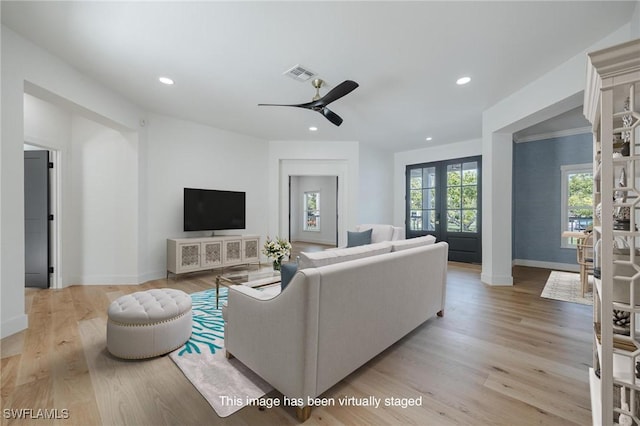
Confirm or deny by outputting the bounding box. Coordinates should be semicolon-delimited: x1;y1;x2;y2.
215;268;281;308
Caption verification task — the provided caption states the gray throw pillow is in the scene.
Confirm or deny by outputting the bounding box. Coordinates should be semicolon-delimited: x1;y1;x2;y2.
347;228;372;247
280;262;298;291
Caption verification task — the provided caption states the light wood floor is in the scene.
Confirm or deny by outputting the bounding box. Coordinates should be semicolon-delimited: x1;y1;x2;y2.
1;263;592;425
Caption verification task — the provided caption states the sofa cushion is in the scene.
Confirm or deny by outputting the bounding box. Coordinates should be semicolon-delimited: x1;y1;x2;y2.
356;224;394;243
347;229;372;247
280;262;298;290
391;226;405;241
298;241;392;269
391;235;436;252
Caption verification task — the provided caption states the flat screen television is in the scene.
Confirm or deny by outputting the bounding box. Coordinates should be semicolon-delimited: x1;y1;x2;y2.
183;188;246;232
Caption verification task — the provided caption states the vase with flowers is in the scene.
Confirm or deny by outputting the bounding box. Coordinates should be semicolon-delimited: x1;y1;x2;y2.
262;236;292;271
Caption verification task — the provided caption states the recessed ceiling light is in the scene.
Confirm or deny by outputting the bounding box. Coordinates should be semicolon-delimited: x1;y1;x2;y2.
456;76;471;85
425;137;433;141
159;76;174;85
309;126;318;132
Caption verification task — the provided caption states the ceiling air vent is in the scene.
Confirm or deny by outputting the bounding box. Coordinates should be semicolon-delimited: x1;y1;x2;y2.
283;64;317;82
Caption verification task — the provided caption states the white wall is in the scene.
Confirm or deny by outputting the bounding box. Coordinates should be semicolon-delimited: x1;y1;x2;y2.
0;10;3;344
480;25;632;286
2;28;28;338
2;25;275;338
145;113;269;278
24;94;72;147
23;95;140;286
24;94;71;288
70;116;139;284
1;26;145;338
393;139;482;227
359;145;394;225
290;176;337;245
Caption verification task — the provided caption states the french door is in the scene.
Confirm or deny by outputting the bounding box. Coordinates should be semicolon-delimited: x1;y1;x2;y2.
406;156;482;263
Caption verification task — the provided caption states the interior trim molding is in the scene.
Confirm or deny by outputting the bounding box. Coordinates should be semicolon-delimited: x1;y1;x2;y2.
480;272;513;286
513;126;592;143
513;258;580;273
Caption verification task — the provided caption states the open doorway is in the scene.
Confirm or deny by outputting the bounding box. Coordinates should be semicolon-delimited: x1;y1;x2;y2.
288;175;338;249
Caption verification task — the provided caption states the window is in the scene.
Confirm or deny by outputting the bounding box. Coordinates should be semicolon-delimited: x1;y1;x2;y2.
304;191;320;231
561;163;593;248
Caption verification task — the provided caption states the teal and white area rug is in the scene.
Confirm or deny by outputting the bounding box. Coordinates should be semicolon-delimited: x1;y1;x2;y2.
541;270;593;306
169;288;273;417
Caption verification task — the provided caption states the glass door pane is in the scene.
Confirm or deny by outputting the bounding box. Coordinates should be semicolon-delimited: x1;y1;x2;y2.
409;166;436;232
445;161;479;234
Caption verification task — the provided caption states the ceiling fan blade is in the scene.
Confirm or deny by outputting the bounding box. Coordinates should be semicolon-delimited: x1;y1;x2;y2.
313;80;359;107
258;102;314;109
259;80;356;125
321;108;343;126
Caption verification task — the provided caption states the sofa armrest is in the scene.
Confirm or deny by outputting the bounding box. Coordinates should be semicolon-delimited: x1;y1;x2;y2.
225;270;321;400
228;284;278;300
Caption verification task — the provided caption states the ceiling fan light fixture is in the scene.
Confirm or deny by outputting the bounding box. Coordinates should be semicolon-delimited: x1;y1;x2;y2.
312;78;324;101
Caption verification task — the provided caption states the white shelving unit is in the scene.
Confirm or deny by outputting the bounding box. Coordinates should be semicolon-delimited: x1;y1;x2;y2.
585;38;640;425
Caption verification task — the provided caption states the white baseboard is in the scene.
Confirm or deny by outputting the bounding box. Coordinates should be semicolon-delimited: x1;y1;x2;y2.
480;272;513;286
1;314;28;339
139;271;168;283
513;259;579;273
75;274;141;285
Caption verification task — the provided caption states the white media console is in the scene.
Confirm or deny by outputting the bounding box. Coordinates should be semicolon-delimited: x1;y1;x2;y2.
167;235;261;277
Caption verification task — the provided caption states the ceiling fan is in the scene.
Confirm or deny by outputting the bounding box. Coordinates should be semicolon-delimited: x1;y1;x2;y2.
259;79;359;126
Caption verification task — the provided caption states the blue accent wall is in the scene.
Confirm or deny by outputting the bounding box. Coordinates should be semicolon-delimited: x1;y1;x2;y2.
513;133;592;265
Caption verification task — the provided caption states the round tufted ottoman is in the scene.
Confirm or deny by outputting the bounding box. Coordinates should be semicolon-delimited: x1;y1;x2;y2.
107;288;192;359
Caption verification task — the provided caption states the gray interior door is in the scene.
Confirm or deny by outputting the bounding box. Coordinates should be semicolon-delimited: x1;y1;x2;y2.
24;150;50;288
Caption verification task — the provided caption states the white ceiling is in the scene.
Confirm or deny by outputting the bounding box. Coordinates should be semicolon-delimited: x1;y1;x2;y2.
1;1;636;152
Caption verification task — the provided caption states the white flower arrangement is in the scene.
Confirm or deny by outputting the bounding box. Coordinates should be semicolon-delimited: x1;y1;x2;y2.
262;236;292;262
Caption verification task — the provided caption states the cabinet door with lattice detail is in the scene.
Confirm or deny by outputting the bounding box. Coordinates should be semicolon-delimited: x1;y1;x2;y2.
242;237;260;262
223;239;242;265
202;241;223;268
178;243;202;271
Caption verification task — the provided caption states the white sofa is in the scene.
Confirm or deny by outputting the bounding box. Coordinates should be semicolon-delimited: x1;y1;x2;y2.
224;238;447;421
326;224;405;251
355;223;405;243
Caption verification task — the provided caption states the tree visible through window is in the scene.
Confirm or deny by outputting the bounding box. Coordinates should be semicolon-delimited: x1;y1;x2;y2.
561;164;593;248
304;191;320;231
446;162;478;233
409;167;436;231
